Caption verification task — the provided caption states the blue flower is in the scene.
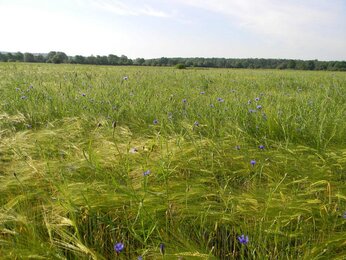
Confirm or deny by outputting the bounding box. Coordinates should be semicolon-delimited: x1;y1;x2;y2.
21;96;27;100
143;170;151;176
114;242;124;253
255;97;260;101
159;243;165;255
153;119;158;125
247;100;252;105
249;109;256;113
138;257;143;260
258;145;264;149
82;93;86;97
256;105;262;110
200;91;205;94
123;76;128;80
217;97;224;102
237;234;249;245
250;160;256;166
182;98;187;103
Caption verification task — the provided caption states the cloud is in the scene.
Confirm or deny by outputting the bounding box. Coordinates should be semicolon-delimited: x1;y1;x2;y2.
174;0;346;59
88;0;172;17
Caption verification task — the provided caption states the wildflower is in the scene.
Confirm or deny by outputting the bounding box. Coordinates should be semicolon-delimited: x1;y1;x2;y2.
182;98;187;103
143;170;151;176
249;109;256;113
255;97;260;101
15;87;20;91
129;147;138;154
247;100;252;105
258;145;264;149
138;257;143;260
237;234;249;245
114;242;124;253
159;243;165;255
153;119;158;125
235;145;240;150
200;91;205;94
210;104;214;108
29;85;33;89
217;97;224;102
194;121;199;127
123;76;128;80
21;96;27;100
250;160;256;166
343;211;346;219
256;105;262;110
82;93;86;97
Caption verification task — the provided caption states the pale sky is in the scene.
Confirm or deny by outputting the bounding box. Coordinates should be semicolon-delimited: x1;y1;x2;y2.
0;0;345;60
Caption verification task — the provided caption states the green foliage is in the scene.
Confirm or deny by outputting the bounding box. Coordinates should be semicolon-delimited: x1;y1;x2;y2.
175;63;186;69
0;64;346;259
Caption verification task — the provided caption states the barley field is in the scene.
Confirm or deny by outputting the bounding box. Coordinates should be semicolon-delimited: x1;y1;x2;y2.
0;63;346;259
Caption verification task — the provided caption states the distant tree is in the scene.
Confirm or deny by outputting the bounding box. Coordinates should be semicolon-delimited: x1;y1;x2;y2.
24;53;35;62
175;64;186;69
13;52;24;61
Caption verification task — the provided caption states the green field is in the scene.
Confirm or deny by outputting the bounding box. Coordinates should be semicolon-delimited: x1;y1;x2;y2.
1;63;346;259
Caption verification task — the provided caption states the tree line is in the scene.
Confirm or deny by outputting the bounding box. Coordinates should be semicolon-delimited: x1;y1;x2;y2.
0;51;345;71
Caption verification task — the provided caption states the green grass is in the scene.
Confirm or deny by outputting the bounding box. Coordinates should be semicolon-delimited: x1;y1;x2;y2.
0;63;346;259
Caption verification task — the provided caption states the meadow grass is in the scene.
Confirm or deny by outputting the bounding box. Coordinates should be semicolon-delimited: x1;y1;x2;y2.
0;63;346;259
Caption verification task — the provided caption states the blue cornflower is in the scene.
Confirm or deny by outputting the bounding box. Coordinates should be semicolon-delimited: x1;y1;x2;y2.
153;119;158;125
159;243;165;255
82;93;86;97
238;234;249;245
250;160;256;166
21;96;27;100
138;257;143;260
200;91;205;94
143;170;151;176
255;97;260;101
256;105;262;110
182;98;187;103
123;76;128;80
114;242;124;253
259;145;264;150
249;109;256;113
217;97;224;102
247;100;252;105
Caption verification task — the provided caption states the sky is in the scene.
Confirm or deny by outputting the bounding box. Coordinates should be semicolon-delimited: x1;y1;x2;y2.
0;0;345;60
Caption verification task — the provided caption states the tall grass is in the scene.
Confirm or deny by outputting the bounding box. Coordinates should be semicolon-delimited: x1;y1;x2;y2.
0;63;346;259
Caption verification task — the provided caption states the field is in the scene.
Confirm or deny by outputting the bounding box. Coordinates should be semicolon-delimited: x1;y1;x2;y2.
0;63;346;259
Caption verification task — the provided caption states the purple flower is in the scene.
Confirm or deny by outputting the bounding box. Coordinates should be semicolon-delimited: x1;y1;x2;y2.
237;234;249;245
82;93;86;97
194;121;199;127
247;100;252;105
255;97;260;101
153;119;158;125
159;243;165;255
182;98;187;103
114;242;124;253
138;257;143;260
249;109;256;113
123;76;128;80
250;160;256;166
200;91;205;94
21;96;27;100
143;170;151;176
256;105;262;110
258;145;264;149
217;97;224;102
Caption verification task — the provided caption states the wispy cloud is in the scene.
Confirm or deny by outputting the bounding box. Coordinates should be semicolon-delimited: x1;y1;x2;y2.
174;0;346;59
88;0;172;18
